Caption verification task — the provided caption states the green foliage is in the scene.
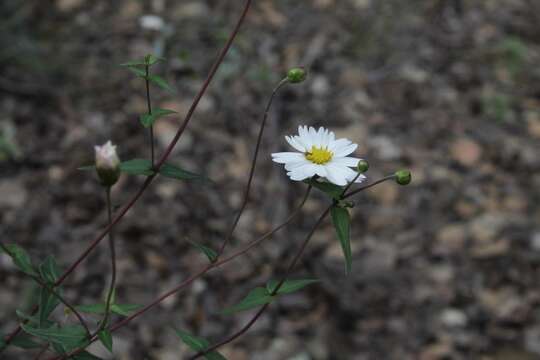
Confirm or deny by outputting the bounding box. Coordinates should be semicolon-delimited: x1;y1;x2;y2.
38;256;61;284
304;178;344;200
97;329;113;353
38;286;61;327
147;74;174;92
482;93;512;123
330;205;352;274
265;279;319;295
159;163;207;182
139;108;177;128
1;244;37;276
9;333;43;349
21;324;88;351
75;303;142;317
222;287;273;315
174;329;227;360
497;36;527;76
188;241;218;263
119;159;154;176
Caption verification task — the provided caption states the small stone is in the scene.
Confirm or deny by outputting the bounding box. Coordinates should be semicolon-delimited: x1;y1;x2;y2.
471;238;509;258
434;223;467;254
369;136;402;160
440;308;468;327
451;137;482;167
0;180;27;208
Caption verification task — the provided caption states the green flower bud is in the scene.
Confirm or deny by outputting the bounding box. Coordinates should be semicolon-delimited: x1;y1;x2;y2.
287;67;307;83
395;169;411;186
95;141;121;187
357;159;369;173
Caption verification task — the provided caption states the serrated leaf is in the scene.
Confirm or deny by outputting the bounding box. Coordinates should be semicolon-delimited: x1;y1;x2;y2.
119;159;154;176
159;163;206;181
98;329;113;353
174;329;227;360
110;303;143;316
331;206;352;275
10;332;44;349
139;108;177;128
265;279;319;295
222;287;274;315
188;241;217;263
78;165;95;171
147;74;174;92
1;244;37;276
304;179;344;200
21;324;88;350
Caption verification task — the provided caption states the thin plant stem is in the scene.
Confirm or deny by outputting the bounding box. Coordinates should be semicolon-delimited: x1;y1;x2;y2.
145;64;154;167
2;0;254;350
46;185;311;360
100;187;116;330
191;206;332;359
0;243;91;337
343;174;396;199
217;77;289;256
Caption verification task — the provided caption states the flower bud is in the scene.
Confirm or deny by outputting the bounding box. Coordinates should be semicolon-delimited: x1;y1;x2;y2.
357;159;369;173
95;141;120;187
287;67;307;83
395;169;411;186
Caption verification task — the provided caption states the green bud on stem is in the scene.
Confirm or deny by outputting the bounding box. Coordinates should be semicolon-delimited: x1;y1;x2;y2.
356;159;369;173
287;67;307;83
95;141;121;187
395;170;411;186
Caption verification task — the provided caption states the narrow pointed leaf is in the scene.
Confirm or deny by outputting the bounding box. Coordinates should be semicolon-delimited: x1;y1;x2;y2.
110;303;143;316
159;163;206;182
188;241;217;263
144;54;165;66
10;333;43;349
147;74;174;92
39;255;60;284
120;159;154;176
266;279;319;295
98;329;113;353
222;287;274;315
174;329;227;360
75;303;106;315
125;66;147;78
20;324;88;350
119;60;146;67
1;244;37;276
139;108;177;128
38;286;61;327
331;206;352;274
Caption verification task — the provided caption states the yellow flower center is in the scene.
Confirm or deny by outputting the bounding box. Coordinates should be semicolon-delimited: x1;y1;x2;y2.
305;146;333;165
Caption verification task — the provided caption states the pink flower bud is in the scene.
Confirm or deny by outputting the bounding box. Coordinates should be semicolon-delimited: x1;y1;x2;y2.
95;141;120;186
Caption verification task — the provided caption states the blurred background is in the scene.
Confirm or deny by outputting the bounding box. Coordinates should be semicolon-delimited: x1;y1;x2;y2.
1;0;539;359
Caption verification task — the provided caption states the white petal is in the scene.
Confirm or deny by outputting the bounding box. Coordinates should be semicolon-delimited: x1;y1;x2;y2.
298;126;313;149
287;164;318;181
330;157;362;167
333;143;358;157
284;160;310;171
323;164;349;186
285;136;305;152
328;138;351;152
308;127;319;146
271;152;304;164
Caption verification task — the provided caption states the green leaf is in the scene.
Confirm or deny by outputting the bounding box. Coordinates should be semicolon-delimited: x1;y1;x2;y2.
21;324;88;350
120;159;154;176
188;241;217;263
73;351;105;360
147;74;174;92
265;279;319;295
304;179;344;200
77;165;95;171
174;329;227;360
10;332;43;349
139;108;177;128
222;287;274;315
39;255;60;284
159;163;206;181
75;303;142;317
98;329;113;353
38;286;61;327
119;60;146;67
1;244;37;276
111;303;143;316
75;303;106;315
331;206;352;275
144;54;165;66
125;66;147;78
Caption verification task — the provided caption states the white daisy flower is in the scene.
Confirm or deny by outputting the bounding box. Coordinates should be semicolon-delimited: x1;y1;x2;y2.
272;126;367;186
